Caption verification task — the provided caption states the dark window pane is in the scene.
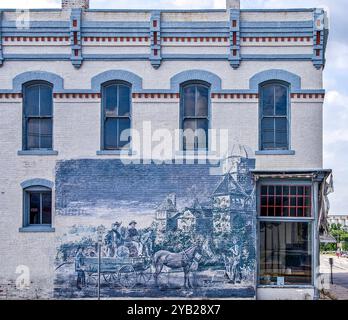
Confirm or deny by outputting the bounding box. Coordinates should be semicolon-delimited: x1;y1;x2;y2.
268;196;274;206
183;119;196;150
262;86;274;116
261;196;267;206
290;208;297;217
27;118;40;149
268;186;275;195
290;197;297;207
196;119;208;149
118;85;130;116
25;85;40;116
276;196;282;206
305;197;311;207
39;119;53;149
29;193;41;224
196;86;208;117
42;193;52;224
276;186;282;195
105;85;117;115
283;197;289;207
261;118;275;149
283;207;289;217
275;85;287;116
104;118;118;149
298;208;304;217
183;86;195;117
305;187;311;196
298;197;304;207
283;186;289;195
259;222;312;285
275;118;288;149
298;186;304;195
261;206;268;216
290;186;297;195
118;118;131;148
261;186;268;195
39;85;53;116
275;206;282;216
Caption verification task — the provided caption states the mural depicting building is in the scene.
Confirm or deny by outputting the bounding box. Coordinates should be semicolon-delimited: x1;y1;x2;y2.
0;0;333;300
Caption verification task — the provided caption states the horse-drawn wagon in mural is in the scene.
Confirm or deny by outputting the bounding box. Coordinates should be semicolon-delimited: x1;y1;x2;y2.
82;255;152;289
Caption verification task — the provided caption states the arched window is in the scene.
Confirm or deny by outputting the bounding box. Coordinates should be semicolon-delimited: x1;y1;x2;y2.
102;82;131;150
23;82;53;150
181;82;210;151
260;82;290;150
23;185;52;227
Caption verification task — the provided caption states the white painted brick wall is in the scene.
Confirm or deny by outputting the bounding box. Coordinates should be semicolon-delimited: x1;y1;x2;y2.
0;8;325;299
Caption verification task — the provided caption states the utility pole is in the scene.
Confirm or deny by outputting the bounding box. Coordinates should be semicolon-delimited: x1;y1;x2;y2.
97;225;105;301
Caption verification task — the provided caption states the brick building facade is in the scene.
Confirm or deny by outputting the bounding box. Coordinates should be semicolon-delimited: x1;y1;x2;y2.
0;0;332;300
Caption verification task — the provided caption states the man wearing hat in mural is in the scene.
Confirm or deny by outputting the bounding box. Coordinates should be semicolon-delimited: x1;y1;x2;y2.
104;221;124;257
127;220;139;242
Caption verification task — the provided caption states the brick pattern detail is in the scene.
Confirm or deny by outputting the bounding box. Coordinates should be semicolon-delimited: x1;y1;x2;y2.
0;93;22;99
3;37;70;42
211;93;258;99
163;37;228;43
83;37;149;42
291;93;325;99
132;93;180;99
53;93;101;99
242;37;312;43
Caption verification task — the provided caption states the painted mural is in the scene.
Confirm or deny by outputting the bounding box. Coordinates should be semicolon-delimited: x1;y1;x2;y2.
54;156;257;299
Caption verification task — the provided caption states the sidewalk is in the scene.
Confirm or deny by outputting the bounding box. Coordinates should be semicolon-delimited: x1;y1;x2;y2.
320;255;348;300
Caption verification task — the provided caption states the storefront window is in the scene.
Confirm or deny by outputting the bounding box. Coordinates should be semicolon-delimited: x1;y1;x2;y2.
259;222;312;285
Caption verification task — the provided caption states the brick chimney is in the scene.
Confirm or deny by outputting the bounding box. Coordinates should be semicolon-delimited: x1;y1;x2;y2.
62;0;89;9
226;0;240;10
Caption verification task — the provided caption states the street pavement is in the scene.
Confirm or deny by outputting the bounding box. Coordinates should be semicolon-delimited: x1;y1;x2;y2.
320;255;348;300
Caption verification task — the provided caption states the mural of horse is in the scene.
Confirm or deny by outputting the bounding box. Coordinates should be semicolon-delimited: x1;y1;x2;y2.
153;238;214;289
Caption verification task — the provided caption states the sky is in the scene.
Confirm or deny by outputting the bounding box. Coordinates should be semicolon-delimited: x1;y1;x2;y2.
0;0;347;214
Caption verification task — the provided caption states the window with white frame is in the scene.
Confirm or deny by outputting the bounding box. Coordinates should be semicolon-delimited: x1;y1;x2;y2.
259;183;313;286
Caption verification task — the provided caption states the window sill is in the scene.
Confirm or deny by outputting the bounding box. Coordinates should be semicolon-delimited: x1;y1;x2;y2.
19;226;55;233
97;150;137;156
255;150;295;156
18;150;58;156
257;285;314;289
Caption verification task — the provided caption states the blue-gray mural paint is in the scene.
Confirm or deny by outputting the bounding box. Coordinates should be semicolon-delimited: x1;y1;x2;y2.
54;156;256;299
